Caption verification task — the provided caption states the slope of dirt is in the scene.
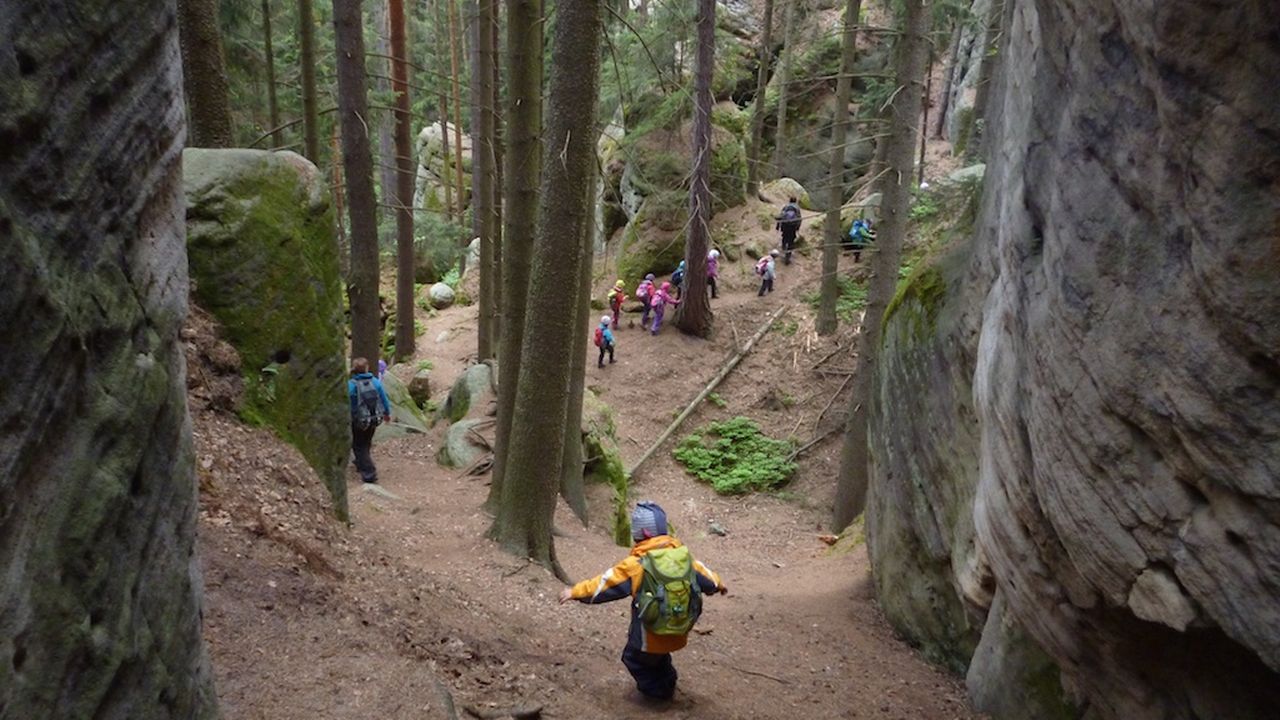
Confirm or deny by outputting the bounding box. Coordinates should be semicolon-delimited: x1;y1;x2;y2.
192;192;983;719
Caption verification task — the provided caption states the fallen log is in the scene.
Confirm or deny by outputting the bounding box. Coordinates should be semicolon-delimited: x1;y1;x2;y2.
626;307;787;479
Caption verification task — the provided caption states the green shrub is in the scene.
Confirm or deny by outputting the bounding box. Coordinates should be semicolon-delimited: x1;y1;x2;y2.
674;417;796;494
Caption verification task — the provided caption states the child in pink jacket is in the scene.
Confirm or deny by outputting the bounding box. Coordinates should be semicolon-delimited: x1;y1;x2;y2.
650;281;680;335
635;274;656;327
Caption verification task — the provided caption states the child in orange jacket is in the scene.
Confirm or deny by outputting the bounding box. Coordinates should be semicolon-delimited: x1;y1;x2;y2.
558;501;727;701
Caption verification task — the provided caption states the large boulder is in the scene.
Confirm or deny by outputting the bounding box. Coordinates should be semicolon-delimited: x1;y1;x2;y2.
869;1;1280;718
427;282;455;309
761;177;812;208
438;362;497;425
408;368;432;409
184;148;349;517
615;193;689;288
437;418;491;468
1;5;218;714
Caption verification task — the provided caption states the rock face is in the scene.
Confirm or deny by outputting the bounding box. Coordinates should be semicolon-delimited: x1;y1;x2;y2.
184;148;349;520
0;2;217;715
868;2;1280;718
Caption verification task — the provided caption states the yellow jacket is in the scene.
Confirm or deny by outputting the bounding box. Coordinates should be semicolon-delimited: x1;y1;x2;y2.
568;535;724;654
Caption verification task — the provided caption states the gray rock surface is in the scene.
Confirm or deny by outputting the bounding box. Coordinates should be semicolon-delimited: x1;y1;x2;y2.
408;368;433;409
185;147;349;520
438;362;497;425
427;282;456;309
971;1;1280;716
437;419;490;468
869;2;1280;717
0;2;217;714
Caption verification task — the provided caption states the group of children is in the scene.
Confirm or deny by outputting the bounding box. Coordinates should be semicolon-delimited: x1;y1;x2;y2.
593;248;725;368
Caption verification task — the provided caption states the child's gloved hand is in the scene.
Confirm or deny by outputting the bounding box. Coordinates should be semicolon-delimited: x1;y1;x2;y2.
558;587;574;604
718;584;729;596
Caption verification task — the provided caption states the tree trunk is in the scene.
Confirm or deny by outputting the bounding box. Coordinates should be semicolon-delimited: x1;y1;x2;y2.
1;3;219;715
374;0;398;229
391;0;416;361
334;0;381;363
917;41;933;186
448;0;468;234
832;0;930;531
490;8;504;331
772;0;799;175
558;179;593;525
745;0;775;196
674;0;715;338
332;122;348;273
472;0;498;360
490;0;543;510
439;93;454;219
177;0;234;147
491;0;602;568
299;0;321;161
817;0;861;337
262;0;282;148
934;21;960;139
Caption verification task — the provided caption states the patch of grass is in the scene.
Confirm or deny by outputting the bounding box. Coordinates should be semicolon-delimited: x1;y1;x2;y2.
909;194;940;221
778;319;800;337
707;392;727;408
416;359;434;372
673;417;797;495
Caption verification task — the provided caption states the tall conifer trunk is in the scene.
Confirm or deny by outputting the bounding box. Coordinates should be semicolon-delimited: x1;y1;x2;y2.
773;0;799;174
491;0;602;570
832;0;931;530
674;0;715;338
262;0;282;147
333;0;381;362
390;0;416;360
817;0;861;336
745;0;775;197
472;0;498;359
298;0;320;161
490;0;543;510
176;0;234;147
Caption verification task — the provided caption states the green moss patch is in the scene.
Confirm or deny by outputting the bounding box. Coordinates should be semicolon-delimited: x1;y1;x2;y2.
674;417;796;494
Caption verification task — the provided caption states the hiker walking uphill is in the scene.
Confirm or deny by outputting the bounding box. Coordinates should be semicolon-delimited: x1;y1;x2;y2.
607;280;627;329
706;249;720;299
649;281;680;335
757;250;779;296
848;217;876;263
776;197;802;265
594;315;617;368
671;260;687;301
349;357;392;484
635;274;656;328
559;502;727;702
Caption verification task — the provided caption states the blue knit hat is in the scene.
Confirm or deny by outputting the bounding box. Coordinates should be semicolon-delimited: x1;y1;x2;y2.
631;501;668;541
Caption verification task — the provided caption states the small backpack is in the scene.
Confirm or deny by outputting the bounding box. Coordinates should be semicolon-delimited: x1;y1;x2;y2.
593;327;605;348
636;546;703;636
780;204;801;231
755;257;770;275
353;377;382;430
671;269;685;286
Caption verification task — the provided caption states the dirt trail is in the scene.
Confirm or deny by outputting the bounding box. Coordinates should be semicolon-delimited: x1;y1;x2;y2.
199;195;982;719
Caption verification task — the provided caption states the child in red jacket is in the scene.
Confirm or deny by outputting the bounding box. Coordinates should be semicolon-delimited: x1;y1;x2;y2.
559;502;727;701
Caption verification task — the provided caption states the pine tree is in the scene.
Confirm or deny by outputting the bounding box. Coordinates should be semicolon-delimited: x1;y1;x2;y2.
832;0;932;530
745;0;775;197
391;0;416;360
674;0;716;338
298;0;321;161
177;0;234;147
816;0;861;336
261;0;282;148
473;0;498;359
333;0;382;362
773;0;800;174
490;0;543;510
491;0;602;569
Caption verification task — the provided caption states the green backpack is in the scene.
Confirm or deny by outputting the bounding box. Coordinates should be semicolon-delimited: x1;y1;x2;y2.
636;546;703;636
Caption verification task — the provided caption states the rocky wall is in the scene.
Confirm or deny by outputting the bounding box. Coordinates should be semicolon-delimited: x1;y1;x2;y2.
0;1;218;715
869;1;1280;717
184;148;349;521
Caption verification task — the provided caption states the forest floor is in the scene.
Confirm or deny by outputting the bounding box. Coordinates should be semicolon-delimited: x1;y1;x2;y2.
192;188;984;719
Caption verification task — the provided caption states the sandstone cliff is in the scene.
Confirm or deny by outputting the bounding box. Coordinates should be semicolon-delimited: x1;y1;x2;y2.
868;1;1280;717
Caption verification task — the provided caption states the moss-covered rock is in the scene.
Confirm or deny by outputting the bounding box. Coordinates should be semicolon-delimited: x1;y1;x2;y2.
184;148;349;519
437;418;489;468
762;177;812;209
615;194;689;289
580;390;630;547
437;361;496;425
